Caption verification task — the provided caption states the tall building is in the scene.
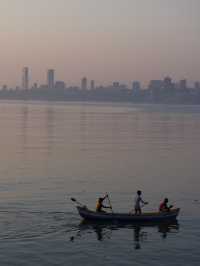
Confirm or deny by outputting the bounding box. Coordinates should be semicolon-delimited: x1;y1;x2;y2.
132;81;141;94
47;69;55;89
148;80;163;90
81;77;87;90
113;82;120;88
163;76;172;87
195;82;200;90
33;83;38;90
163;76;174;91
55;81;66;90
90;80;95;90
179;79;187;90
22;67;29;90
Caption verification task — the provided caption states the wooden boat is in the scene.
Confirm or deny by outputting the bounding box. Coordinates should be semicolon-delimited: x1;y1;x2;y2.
77;206;180;223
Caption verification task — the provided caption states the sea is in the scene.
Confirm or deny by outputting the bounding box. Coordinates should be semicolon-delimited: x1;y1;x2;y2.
0;101;199;266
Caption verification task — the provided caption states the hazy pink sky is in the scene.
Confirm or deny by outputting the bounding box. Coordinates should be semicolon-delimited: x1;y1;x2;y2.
0;0;200;87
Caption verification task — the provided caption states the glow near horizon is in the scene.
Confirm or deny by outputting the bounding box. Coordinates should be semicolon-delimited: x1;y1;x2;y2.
0;0;200;87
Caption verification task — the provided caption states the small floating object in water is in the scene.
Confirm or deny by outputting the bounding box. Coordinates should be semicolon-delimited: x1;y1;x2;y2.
70;236;74;242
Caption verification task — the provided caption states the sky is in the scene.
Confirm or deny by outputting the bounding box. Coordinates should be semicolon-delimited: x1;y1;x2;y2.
0;0;200;87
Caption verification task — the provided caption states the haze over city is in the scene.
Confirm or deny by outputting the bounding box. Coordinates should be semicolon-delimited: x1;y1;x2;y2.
1;0;200;87
1;1;200;265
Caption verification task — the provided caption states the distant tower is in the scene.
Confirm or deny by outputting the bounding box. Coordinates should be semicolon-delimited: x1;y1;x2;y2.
47;69;55;89
179;79;187;90
195;81;200;90
90;80;95;90
113;82;120;88
163;76;172;87
81;77;87;90
33;83;38;89
22;67;29;90
132;81;141;94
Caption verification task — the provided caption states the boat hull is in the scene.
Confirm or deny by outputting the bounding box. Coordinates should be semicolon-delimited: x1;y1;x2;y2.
77;206;180;223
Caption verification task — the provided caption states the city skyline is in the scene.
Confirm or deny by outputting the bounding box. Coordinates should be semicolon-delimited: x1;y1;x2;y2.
0;0;200;87
0;66;199;105
0;2;200;265
1;66;199;90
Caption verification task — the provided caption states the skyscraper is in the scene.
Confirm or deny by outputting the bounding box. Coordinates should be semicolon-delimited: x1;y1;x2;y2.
47;69;55;89
90;80;95;90
81;77;87;90
195;82;200;90
22;67;29;90
132;81;141;94
179;79;187;90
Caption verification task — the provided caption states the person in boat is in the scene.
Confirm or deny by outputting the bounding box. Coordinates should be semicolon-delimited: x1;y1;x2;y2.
96;195;112;212
134;190;148;215
159;198;173;212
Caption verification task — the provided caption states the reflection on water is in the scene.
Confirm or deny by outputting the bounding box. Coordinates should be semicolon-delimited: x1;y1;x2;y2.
70;221;179;249
0;102;199;265
19;104;56;155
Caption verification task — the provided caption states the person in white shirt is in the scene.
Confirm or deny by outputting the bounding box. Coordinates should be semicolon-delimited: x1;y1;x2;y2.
134;190;148;215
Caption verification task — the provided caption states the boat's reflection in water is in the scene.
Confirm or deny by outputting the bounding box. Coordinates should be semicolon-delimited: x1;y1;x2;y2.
73;220;179;249
132;222;179;249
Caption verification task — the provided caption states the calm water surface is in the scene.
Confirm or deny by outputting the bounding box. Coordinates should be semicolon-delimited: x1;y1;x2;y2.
0;101;199;265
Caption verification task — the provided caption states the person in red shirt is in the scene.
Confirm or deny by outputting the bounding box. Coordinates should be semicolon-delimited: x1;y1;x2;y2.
159;198;173;212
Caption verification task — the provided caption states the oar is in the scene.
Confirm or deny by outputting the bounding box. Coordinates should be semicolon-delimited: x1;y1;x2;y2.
70;197;84;207
106;193;114;213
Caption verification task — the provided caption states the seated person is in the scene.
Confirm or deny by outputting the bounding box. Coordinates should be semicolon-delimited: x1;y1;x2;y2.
96;195;112;212
159;198;173;212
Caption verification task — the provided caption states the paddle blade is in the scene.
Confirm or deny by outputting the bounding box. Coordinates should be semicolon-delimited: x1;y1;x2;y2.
71;197;77;202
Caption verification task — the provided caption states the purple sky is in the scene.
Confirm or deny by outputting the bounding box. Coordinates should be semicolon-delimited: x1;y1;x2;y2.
0;0;200;87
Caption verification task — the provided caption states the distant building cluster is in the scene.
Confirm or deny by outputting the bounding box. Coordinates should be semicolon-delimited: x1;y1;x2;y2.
1;67;200;104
